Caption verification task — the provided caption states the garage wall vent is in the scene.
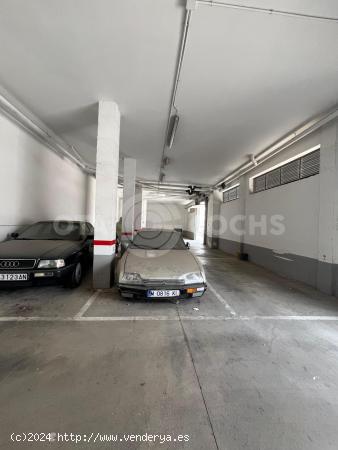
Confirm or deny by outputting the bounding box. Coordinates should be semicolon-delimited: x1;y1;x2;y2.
223;186;239;203
253;149;320;193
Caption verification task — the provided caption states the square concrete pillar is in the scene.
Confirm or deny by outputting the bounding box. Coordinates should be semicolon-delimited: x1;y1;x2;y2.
122;158;136;243
134;186;144;232
93;101;120;288
206;191;222;248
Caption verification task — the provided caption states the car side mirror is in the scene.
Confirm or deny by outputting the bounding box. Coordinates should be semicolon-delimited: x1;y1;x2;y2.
11;232;19;239
185;242;190;249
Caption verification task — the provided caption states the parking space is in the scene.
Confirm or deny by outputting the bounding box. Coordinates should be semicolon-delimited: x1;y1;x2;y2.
0;320;217;450
1;242;338;323
0;276;94;319
1;243;338;449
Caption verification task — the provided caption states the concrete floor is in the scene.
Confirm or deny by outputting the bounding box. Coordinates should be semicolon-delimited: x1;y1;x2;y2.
1;242;338;449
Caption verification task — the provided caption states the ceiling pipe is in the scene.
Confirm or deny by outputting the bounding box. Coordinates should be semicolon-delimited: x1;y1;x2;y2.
158;0;196;182
141;185;211;195
213;107;338;189
198;1;338;22
0;89;95;175
139;179;211;189
140;184;209;194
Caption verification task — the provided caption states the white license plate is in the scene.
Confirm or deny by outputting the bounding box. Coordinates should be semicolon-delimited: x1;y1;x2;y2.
147;289;180;298
0;273;29;281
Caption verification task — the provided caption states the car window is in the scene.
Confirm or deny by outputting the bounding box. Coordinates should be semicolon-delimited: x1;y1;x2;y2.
17;222;82;241
130;230;187;250
85;223;94;234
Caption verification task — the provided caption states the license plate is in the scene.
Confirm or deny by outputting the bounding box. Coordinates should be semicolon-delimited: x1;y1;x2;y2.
147;289;180;298
0;273;29;281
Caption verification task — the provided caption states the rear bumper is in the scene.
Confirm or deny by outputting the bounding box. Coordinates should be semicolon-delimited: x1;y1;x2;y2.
0;265;75;288
117;283;207;299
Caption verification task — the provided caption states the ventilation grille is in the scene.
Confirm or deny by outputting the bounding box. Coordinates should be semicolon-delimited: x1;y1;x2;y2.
300;150;320;179
281;159;300;184
253;175;266;193
0;259;36;270
223;186;239;203
252;148;320;194
266;168;281;189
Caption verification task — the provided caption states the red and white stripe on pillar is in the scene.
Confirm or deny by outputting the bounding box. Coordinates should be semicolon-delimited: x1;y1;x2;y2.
93;239;116;255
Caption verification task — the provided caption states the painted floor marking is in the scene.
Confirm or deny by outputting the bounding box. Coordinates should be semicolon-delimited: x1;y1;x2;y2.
207;281;237;317
2;315;338;322
74;290;101;319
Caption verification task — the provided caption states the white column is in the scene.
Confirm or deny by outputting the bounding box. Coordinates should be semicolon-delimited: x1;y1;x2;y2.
93;101;120;288
206;191;222;248
122;158;136;242
317;119;338;295
142;198;148;228
134;186;144;232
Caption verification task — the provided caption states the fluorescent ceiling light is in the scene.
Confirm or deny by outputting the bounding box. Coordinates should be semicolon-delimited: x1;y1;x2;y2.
167;115;179;149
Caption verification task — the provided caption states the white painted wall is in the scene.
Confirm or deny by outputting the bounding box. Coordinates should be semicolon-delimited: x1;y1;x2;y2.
317;120;338;266
219;189;244;244
0;112;94;241
217;126;325;260
244;176;319;259
244;130;322;259
146;202;187;230
85;175;96;226
186;207;196;237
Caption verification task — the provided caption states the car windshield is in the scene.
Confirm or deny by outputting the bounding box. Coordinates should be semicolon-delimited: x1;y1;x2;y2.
130;230;187;250
17;222;84;241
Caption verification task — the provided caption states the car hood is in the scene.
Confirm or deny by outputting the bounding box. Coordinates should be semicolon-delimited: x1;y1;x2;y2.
124;249;201;280
0;240;81;259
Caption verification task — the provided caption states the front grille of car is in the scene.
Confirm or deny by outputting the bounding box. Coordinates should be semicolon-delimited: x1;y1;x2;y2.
143;278;185;286
0;259;36;270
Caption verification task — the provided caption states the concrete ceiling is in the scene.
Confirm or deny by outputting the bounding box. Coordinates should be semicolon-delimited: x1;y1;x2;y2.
0;0;337;186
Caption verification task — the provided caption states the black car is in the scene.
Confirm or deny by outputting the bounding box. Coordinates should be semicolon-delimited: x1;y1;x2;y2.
0;221;94;288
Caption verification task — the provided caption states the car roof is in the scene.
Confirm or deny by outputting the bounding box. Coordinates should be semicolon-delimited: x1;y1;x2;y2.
36;220;85;224
136;229;180;233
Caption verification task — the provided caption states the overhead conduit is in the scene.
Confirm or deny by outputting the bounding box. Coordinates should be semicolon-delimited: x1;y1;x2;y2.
213;107;338;189
161;0;338;191
0;88;95;175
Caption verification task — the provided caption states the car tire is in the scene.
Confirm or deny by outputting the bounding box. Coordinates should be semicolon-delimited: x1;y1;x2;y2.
65;261;83;288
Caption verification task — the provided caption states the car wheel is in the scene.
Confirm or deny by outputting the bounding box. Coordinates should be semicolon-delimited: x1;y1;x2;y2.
66;261;83;288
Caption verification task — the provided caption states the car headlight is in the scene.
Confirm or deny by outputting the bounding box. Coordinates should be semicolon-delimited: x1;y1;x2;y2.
121;272;142;283
38;259;65;269
181;272;203;284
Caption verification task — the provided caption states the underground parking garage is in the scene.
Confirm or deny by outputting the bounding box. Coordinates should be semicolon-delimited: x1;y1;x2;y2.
0;0;338;449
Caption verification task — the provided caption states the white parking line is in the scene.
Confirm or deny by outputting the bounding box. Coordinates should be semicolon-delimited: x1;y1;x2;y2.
74;290;101;319
240;315;338;321
1;315;338;322
207;282;237;317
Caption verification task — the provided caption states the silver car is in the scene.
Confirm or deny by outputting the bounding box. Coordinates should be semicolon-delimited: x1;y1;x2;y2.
116;229;207;299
